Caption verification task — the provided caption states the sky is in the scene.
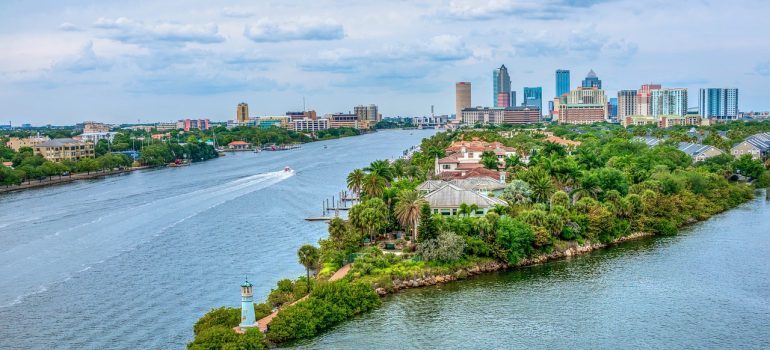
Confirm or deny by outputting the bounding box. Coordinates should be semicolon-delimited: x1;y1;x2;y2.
1;0;770;125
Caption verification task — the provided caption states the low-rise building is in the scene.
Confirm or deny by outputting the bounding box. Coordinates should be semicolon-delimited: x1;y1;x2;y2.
33;138;94;162
634;137;723;162
461;107;541;125
177;119;210;131
558;104;606;124
6;135;50;151
83;121;111;133
75;132;118;143
424;183;507;216
227;140;252;150
731;132;770;160
289;118;329;132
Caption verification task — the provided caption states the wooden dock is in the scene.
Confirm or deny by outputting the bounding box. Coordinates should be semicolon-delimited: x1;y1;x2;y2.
304;216;334;221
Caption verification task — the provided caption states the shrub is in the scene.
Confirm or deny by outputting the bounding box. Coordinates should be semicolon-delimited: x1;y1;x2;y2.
416;232;466;262
193;307;240;336
187;326;266;350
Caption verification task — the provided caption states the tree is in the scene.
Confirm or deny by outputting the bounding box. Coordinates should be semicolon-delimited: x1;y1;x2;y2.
528;172;555;203
501;179;532;205
495;216;535;264
364;160;393;183
417;203;438;242
481;150;499;170
733;154;765;179
297;245;320;293
416;232;466;262
504;154;521;170
349;198;389;242
362;173;386;198
346;169;365;198
393;190;426;242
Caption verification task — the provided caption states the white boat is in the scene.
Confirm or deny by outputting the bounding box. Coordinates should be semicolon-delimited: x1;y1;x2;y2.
284;166;293;172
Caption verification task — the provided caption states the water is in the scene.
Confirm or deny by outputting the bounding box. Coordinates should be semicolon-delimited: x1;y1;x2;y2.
0;129;436;350
294;192;770;350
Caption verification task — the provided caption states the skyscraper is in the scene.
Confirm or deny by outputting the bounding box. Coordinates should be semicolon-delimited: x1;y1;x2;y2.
617;90;637;119
651;88;688;116
236;102;249;123
636;84;662;116
608;97;618;120
354;104;379;122
510;91;517;107
699;88;739;119
455;82;472;119
555;69;570;97
496;92;510;108
581;69;601;89
523;87;543;114
493;65;511;107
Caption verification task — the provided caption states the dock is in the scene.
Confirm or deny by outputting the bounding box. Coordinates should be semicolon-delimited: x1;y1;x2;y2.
305;217;334;221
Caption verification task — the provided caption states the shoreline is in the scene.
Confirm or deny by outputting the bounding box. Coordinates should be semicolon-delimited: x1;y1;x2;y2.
0;166;150;194
375;231;655;296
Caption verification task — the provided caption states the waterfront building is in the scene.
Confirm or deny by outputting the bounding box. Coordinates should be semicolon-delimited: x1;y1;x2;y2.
581;69;601;89
731;132;770;160
286;110;317;121
617;90;638;120
413;115;449;129
353;104;380;122
555;69;570;98
33;138;94;162
455;82;472;119
461;106;540;125
289;118;329;132
227;140;252;150
237;103;249;123
651;88;688;116
177;119;210;131
5;134;49;151
699;88;739;120
493;65;511;107
636;84;662;115
523;87;543;115
424;183;507;216
326;113;370;129
236;279;258;333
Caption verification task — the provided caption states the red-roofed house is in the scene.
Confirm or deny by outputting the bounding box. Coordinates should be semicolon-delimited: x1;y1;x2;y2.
228;140;252;150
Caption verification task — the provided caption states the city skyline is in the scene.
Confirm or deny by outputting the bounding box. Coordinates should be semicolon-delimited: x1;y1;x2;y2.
2;0;770;124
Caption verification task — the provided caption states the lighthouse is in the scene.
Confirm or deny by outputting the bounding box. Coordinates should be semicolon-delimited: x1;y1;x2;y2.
238;278;258;332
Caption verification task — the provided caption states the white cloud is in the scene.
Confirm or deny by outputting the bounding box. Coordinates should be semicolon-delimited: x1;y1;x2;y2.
59;22;81;32
244;17;344;42
93;17;225;45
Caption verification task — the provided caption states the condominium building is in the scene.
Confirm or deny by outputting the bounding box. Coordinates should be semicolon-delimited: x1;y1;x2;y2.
617;90;638;119
493;64;511;107
461;107;540;125
290;118;329;132
177;119;210;131
237;102;249;123
326;113;371;129
558;104;606;124
354;104;380;122
75;132;118;143
6;135;49;151
555;69;570;98
82;122;111;134
699;88;739;120
455;82;472;119
651;88;688;116
33;138;95;162
156;122;178;131
636;84;662;116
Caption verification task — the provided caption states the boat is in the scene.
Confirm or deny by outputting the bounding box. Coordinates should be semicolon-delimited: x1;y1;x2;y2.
284;166;293;172
323;145;328;149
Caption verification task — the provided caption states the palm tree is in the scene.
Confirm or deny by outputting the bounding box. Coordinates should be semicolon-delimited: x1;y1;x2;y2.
468;204;480;216
346;169;365;199
458;203;470;217
297;244;319;293
394;190;426;241
362;173;386;198
530;174;555;203
364;160;393;183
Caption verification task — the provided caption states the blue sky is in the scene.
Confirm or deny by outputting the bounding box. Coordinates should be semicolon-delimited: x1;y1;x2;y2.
1;0;769;125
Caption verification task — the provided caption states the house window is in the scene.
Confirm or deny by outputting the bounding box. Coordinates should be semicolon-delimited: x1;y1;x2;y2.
443;164;450;169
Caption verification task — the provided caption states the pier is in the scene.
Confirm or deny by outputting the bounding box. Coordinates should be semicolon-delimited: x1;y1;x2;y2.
305;191;357;221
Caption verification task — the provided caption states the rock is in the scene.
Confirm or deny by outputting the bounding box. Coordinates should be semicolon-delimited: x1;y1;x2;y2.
375;288;387;296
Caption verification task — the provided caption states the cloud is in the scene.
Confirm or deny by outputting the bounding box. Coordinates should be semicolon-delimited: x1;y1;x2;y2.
438;0;612;20
755;61;770;76
244;17;344;42
510;27;637;60
59;22;81;31
300;35;473;73
221;7;256;18
54;41;111;72
126;73;280;95
94;17;225;45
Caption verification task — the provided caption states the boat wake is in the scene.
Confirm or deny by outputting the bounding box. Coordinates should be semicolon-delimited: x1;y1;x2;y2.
0;170;293;308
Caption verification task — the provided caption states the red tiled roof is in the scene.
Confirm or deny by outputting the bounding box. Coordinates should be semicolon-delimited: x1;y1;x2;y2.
437;153;460;164
228;140;250;145
456;163;484;170
545;135;581;147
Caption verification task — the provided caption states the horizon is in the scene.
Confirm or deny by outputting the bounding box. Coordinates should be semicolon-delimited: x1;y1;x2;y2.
2;0;770;125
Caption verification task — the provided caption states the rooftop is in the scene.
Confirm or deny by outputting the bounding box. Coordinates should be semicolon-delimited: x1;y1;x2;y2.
424;183;507;209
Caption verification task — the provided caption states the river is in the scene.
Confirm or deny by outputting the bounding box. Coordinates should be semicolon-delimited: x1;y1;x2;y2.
0;129;436;349
2;130;769;349
294;190;770;350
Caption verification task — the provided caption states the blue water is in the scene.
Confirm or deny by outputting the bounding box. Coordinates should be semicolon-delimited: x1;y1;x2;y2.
0;129;436;349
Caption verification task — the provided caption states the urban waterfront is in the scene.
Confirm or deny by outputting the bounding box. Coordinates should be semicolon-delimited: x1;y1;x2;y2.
0;130;436;349
294;192;770;350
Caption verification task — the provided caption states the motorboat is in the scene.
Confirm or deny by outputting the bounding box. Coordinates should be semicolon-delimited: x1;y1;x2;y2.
284;166;293;172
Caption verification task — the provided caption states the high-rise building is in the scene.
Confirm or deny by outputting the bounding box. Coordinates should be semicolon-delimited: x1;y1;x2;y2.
636;84;661;116
496;92;510;108
555;69;570;97
608;97;618;120
455;82;472;119
510;91;517;107
699;88;739;120
523;87;543;115
354;104;380;122
651;88;688;116
581;69;601;89
617;90;638;119
556;86;609;123
237;102;249;123
493;65;511;107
